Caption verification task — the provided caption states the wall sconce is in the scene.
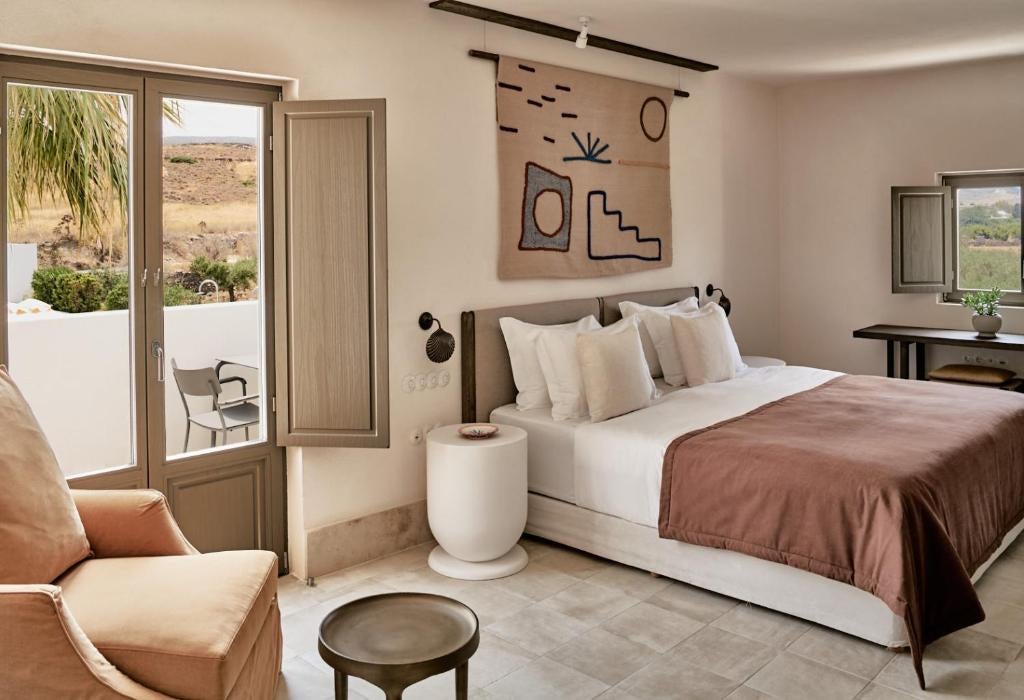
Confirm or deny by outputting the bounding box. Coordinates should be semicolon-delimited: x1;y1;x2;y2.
419;312;455;363
705;283;732;317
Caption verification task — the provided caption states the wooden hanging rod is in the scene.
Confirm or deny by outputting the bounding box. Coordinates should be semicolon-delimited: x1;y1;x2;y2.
431;0;717;74
468;49;690;98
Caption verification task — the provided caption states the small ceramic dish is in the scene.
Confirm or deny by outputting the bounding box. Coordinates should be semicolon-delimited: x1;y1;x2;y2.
458;423;500;440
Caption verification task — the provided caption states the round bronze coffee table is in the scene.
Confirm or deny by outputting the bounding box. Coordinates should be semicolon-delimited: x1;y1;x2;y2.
318;592;480;700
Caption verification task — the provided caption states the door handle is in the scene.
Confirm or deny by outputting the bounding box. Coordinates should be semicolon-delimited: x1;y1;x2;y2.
152;341;165;383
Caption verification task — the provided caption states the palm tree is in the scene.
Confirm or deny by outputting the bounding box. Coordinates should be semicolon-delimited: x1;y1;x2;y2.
6;85;181;255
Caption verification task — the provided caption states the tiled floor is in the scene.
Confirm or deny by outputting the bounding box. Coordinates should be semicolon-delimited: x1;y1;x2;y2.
276;536;1024;699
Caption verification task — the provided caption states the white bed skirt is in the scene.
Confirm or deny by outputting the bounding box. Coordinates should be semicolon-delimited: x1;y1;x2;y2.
526;493;1024;648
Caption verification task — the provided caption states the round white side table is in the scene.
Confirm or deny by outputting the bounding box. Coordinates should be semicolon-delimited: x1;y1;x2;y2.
426;424;528;580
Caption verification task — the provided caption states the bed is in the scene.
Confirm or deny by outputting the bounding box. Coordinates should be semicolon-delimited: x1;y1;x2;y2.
460;286;1024;686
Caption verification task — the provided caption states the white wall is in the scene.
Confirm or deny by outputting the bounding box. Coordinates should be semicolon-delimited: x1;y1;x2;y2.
6;243;36;303
1;0;782;566
778;55;1024;375
8;301;260;476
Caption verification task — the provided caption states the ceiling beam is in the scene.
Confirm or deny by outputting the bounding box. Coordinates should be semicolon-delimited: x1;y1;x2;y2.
467;49;690;97
429;0;718;73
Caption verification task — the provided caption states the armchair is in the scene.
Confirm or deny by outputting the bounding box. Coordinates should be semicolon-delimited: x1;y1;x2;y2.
0;489;282;699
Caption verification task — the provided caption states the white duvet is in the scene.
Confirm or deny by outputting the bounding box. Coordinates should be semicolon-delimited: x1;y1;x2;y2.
573;364;840;527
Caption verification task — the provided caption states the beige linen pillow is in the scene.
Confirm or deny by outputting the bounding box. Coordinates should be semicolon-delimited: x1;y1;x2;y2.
0;368;90;584
576;320;657;422
618;297;699;378
669;305;739;387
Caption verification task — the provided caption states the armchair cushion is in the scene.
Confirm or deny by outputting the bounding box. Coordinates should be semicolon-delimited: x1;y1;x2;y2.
0;584;170;699
71;489;198;558
0;368;90;584
57;550;278;700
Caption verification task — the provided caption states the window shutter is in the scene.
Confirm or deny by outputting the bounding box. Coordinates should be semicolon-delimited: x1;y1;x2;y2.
891;186;952;294
272;99;389;447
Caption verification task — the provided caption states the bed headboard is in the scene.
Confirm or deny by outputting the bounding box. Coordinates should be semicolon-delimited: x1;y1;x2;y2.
460;286;699;422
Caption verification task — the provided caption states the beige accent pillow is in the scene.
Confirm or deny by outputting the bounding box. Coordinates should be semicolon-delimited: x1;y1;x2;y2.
669;305;739;387
0;368;90;584
577;320;657;422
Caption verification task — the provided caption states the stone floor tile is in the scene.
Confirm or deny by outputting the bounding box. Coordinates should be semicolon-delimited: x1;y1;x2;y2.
746;652;868;700
548;627;660;686
601;600;704;652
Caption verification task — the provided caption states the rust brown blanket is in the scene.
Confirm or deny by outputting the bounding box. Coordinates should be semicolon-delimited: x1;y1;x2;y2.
659;374;1024;689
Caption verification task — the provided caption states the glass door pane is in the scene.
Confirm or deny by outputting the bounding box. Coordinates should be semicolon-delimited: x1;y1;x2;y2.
956;185;1022;292
161;98;266;458
5;82;137;477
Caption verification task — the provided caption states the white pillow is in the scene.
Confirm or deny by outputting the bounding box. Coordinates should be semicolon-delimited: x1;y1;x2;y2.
577;321;656;422
619;297;699;379
500;315;600;410
536;316;656;421
669;304;741;387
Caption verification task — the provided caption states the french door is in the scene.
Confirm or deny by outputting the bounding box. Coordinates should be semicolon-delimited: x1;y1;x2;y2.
0;57;285;568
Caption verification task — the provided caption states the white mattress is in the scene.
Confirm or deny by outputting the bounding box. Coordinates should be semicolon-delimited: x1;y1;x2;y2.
493;365;840;526
490;404;582;502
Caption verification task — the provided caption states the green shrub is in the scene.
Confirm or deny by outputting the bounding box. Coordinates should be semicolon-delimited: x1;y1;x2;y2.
91;268;126;296
105;276;130;310
31;266;74;305
52;273;104;313
168;155;197;164
164;283;201;307
190;256;257;302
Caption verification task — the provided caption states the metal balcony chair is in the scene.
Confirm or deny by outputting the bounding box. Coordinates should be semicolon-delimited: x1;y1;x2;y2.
171;359;260;452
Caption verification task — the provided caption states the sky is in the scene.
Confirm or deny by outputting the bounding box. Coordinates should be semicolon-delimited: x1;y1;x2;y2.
162;98;260;139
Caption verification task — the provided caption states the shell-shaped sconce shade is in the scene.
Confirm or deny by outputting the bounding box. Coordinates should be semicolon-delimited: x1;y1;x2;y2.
426;328;455;363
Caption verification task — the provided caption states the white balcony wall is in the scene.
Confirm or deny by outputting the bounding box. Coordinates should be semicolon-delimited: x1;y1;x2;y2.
8;300;261;477
6;243;37;303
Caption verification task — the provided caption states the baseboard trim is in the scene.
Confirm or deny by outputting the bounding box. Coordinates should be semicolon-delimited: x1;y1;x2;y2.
305;500;432;578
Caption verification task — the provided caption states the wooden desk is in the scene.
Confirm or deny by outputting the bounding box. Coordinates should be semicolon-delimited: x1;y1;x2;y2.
853;324;1024;379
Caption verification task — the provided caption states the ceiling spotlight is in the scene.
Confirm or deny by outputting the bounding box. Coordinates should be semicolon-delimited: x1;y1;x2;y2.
575;16;590;49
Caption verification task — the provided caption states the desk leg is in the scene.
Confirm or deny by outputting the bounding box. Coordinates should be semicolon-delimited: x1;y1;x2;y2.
898;342;910;379
334;671;348;700
915;343;926;380
886;340;895;378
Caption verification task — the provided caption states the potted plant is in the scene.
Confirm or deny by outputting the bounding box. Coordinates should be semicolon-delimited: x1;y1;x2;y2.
962;287;1003;338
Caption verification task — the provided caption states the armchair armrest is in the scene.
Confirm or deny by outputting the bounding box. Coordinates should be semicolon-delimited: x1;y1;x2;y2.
71;490;198;558
0;584;171;699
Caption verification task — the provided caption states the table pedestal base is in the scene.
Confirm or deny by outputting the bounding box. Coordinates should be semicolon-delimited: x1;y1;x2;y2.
428;544;528;580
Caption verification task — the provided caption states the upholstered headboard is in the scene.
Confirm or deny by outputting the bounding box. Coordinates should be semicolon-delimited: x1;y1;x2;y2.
460;286;699;422
599;286;699;325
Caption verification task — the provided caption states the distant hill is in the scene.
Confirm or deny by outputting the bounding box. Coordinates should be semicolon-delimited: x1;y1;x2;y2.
163;135;256;146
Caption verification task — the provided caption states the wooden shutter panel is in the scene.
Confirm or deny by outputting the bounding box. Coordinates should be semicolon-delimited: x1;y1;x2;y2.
273;99;388;447
891;186;952;293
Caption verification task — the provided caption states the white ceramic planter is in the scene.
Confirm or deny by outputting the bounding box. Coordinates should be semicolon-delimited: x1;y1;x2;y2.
426;424;529;580
972;313;1002;339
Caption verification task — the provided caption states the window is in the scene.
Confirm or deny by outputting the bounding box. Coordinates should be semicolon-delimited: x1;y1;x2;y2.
891;172;1024;306
944;172;1024;304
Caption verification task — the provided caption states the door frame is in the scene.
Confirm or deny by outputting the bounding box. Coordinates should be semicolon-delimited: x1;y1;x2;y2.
0;56;288;569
